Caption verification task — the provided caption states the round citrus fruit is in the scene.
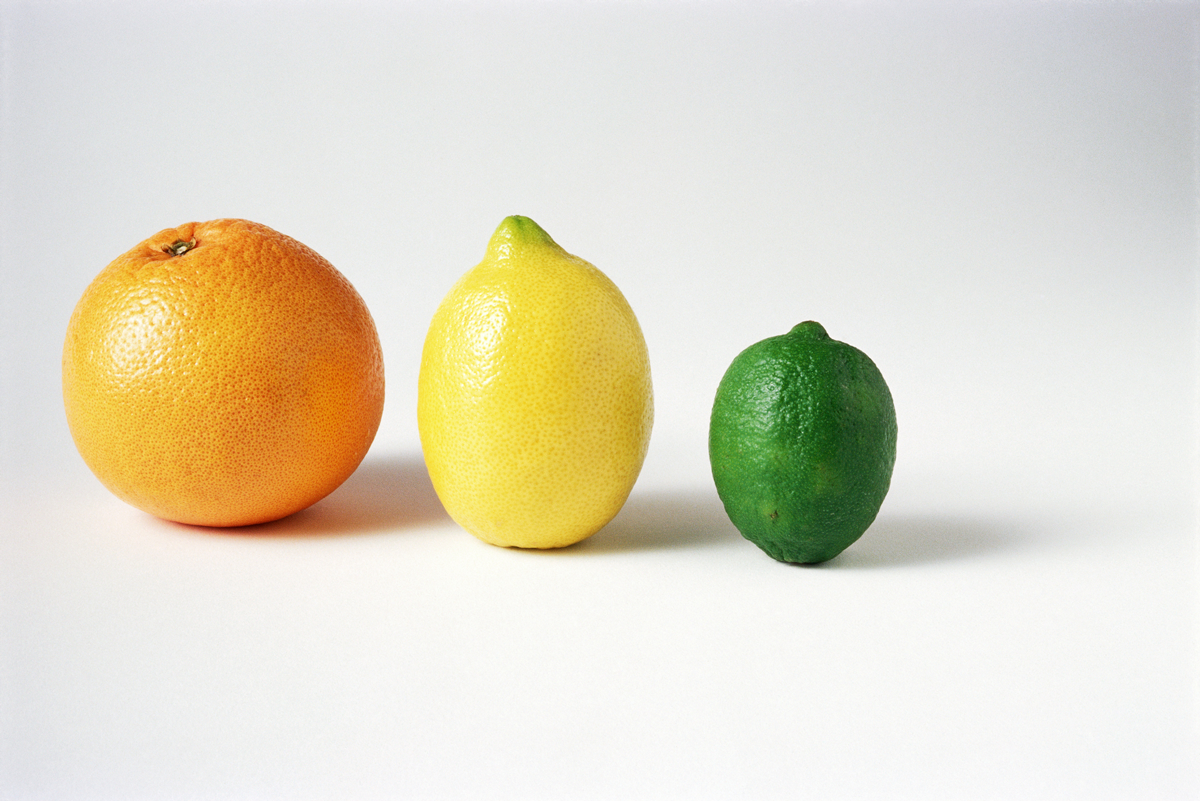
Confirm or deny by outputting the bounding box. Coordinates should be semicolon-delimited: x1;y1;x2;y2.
709;321;896;563
62;218;385;527
418;215;653;549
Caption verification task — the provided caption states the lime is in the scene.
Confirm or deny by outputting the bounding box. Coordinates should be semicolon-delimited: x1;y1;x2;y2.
708;321;897;564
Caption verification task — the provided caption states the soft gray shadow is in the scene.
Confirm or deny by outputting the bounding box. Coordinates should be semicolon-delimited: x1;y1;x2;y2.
164;454;450;537
569;488;743;553
813;513;1023;569
264;454;449;535
571;503;1020;564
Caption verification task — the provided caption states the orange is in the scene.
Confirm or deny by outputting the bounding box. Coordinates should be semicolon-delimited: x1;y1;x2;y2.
62;219;385;527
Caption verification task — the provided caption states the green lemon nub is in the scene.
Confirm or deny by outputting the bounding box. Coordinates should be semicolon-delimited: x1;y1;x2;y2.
708;322;897;564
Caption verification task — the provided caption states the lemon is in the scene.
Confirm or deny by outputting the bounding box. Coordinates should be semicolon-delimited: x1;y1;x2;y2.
709;321;896;564
418;216;653;549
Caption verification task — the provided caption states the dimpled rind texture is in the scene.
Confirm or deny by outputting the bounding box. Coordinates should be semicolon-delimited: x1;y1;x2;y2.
418;216;653;549
708;322;896;564
62;219;385;527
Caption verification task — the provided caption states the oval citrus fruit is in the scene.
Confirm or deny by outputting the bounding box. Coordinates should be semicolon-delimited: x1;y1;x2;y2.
709;321;896;563
418;216;653;549
62;218;385;527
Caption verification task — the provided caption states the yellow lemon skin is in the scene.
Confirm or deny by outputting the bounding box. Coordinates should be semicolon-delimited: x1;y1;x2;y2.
418;216;653;549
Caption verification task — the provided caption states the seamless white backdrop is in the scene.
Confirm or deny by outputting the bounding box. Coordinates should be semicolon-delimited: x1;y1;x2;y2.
2;2;1198;799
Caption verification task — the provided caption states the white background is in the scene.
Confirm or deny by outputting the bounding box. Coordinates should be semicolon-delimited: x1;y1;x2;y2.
2;1;1197;799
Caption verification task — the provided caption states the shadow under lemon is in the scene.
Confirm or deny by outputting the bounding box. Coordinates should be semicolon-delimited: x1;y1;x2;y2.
566;489;744;554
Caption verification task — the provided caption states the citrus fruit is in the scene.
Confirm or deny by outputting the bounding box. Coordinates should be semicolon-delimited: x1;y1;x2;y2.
709;321;896;564
418;215;653;549
62;218;385;527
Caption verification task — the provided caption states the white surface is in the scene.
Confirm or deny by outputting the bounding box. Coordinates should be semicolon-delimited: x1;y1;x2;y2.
2;2;1198;799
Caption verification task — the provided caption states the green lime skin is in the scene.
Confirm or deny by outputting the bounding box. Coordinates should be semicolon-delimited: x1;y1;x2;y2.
709;322;897;564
